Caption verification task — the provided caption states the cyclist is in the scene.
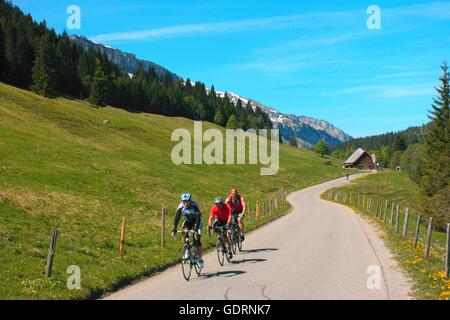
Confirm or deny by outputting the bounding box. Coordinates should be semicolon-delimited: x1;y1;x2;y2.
208;197;233;260
171;192;204;268
226;188;246;241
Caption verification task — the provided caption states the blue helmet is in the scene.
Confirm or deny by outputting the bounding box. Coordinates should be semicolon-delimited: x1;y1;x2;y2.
181;193;192;201
214;197;224;204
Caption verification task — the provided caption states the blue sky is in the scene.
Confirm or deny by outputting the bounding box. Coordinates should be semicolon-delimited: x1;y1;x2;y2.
13;0;450;137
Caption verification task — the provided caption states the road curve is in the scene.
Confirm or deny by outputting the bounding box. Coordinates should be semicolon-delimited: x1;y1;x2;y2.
104;175;413;300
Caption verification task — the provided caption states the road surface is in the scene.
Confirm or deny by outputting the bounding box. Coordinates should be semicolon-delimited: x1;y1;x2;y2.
104;175;413;300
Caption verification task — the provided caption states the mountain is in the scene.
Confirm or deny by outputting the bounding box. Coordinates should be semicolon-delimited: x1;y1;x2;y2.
216;91;352;147
71;35;351;147
70;35;180;81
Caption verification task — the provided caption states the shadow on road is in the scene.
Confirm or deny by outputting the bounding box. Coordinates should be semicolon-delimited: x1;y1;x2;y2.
200;270;246;279
231;258;267;265
240;248;279;254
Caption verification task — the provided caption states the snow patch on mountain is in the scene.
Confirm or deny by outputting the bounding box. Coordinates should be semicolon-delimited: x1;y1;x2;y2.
216;91;352;147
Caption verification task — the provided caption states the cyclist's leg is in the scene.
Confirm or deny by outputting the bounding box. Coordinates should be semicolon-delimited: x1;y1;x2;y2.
226;227;233;250
238;214;244;235
181;221;188;244
195;233;203;257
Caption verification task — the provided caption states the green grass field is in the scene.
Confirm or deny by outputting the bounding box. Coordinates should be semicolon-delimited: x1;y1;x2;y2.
323;172;450;300
0;82;350;299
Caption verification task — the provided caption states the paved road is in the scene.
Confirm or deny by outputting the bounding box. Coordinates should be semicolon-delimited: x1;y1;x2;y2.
104;175;413;300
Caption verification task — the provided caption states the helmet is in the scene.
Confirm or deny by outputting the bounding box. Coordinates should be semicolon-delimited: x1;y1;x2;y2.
181;193;192;201
214;197;224;204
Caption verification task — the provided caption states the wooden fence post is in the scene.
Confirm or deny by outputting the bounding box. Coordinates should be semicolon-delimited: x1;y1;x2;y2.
383;200;388;224
45;229;58;278
390;203;395;225
424;217;433;258
161;208;166;246
395;204;400;232
402;208;409;238
119;217;126;259
349;192;352;204
413;214;421;248
362;195;365;210
256;201;260;218
446;223;450;278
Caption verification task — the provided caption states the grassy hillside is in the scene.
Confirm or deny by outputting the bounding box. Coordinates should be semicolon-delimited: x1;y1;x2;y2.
0;82;349;299
323;172;450;300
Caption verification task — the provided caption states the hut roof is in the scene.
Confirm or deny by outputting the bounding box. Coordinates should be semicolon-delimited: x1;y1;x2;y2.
344;148;368;164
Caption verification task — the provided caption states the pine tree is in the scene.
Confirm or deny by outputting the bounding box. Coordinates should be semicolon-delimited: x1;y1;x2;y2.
0;26;4;80
89;58;109;107
31;34;57;97
391;134;407;153
315;139;329;157
56;31;78;95
289;132;298;147
421;62;450;202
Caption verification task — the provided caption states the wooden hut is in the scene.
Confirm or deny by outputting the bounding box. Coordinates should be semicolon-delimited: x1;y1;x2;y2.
343;148;377;170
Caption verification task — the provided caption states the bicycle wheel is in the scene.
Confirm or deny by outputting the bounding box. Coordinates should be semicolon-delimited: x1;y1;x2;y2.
216;240;224;266
193;247;202;276
237;236;243;251
181;246;192;281
225;245;232;263
231;235;237;255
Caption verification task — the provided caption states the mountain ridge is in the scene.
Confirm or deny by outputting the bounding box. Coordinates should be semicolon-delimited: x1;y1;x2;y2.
70;35;180;81
72;35;352;147
216;91;352;147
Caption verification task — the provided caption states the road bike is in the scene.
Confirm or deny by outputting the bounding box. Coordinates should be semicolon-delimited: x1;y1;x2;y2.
175;228;202;281
230;213;243;254
211;225;232;266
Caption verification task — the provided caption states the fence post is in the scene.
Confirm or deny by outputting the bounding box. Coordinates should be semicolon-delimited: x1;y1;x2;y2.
349;192;352;204
395;204;400;232
119;217;126;259
161;208;166;247
413;214;421;248
446;223;449;278
256;201;260;218
424;217;433;258
383;201;388;224
402;208;409;238
390;203;395;225
45;229;59;278
362;195;365;210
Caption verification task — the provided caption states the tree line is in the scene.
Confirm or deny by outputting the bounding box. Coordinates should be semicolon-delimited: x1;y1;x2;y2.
0;0;272;131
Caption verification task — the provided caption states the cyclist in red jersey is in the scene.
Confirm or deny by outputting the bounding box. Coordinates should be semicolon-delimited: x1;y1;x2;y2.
208;197;233;260
226;188;246;241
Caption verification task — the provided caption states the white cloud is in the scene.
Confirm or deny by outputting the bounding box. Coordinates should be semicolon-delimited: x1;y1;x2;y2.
332;83;435;98
89;9;358;43
89;2;450;43
233;55;355;75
